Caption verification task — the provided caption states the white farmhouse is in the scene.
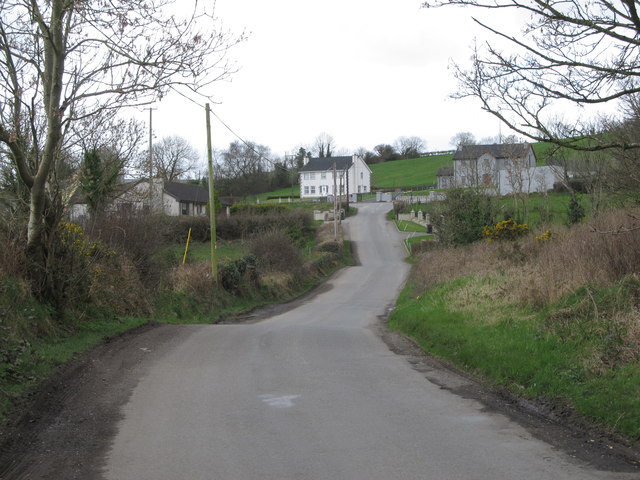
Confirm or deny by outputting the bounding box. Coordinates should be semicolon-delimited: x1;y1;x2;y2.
299;155;371;199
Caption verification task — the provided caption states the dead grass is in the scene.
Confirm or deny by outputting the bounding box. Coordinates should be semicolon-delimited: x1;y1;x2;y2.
258;272;296;297
172;262;216;297
413;207;640;308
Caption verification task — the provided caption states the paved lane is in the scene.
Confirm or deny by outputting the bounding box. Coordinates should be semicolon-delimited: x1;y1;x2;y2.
105;203;633;480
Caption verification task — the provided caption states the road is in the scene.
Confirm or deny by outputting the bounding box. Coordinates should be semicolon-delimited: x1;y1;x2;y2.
104;202;634;480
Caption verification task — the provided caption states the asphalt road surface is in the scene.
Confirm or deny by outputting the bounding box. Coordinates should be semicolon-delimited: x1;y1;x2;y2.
98;202;636;480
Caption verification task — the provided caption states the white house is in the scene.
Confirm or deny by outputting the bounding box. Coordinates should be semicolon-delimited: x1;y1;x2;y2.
69;178;209;221
452;143;560;195
299;155;371;199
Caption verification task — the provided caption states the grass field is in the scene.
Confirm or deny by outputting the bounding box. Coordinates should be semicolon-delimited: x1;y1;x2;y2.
369;154;452;189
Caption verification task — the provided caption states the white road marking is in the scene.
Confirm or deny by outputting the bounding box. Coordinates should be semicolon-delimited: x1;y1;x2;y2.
258;394;300;408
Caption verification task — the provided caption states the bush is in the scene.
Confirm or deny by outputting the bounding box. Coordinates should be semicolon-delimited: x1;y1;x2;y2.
482;219;529;241
315;240;342;253
568;195;585;224
218;254;258;295
217;209;314;245
429;189;496;246
230;204;288;215
248;230;303;275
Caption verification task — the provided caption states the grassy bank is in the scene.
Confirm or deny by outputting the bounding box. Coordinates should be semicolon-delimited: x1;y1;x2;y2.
389;208;640;441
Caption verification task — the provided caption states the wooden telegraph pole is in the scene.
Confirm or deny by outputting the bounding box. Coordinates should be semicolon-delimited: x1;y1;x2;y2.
147;107;157;210
205;104;218;280
332;157;338;241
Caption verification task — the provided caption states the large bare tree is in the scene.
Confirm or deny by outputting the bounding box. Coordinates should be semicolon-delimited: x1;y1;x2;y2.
423;0;640;151
0;0;242;297
152;135;199;182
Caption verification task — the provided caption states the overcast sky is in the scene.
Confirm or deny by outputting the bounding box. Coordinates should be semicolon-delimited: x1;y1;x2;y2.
143;0;526;161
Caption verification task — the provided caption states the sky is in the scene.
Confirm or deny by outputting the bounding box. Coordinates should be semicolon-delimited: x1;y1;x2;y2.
142;0;526;162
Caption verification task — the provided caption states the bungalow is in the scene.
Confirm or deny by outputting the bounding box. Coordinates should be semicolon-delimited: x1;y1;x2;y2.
299;155;371;199
69;178;209;221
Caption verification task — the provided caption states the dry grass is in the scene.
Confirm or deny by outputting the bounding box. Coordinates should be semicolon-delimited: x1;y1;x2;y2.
172;261;216;297
258;272;296;297
413;207;640;308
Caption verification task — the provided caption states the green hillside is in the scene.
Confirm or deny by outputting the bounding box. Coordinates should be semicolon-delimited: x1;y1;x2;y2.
370;154;453;189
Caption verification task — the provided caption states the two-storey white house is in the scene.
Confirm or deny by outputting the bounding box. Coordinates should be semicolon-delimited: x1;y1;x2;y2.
299;155;371;199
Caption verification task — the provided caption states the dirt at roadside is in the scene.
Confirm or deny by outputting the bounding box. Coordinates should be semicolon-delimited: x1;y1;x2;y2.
0;323;194;480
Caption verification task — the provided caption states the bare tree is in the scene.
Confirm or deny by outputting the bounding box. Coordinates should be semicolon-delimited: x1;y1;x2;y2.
373;144;398;163
151;136;199;182
501;143;534;221
423;0;640;151
450;132;477;147
314;133;335;158
395;136;426;158
0;0;243;301
219;140;271;196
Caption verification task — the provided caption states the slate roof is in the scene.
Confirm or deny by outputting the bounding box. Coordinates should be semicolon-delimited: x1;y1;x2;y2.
452;144;532;161
163;181;209;203
437;166;454;177
299;156;353;172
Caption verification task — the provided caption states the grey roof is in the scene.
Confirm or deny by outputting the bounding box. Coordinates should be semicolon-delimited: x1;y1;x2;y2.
164;181;209;204
437;166;454;177
299;156;353;172
453;143;533;161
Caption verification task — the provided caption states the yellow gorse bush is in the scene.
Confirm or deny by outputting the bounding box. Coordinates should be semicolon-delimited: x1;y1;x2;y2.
483;218;529;241
535;229;553;242
57;222;115;258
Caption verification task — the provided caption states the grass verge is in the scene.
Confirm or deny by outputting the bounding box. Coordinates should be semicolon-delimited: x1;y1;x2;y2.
389;276;640;440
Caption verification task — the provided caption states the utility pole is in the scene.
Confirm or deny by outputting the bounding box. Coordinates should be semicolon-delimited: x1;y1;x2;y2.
147;107;157;211
345;160;350;212
205;104;218;280
332;157;337;241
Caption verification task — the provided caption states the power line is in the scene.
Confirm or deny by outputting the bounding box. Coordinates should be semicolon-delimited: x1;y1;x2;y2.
166;85;288;172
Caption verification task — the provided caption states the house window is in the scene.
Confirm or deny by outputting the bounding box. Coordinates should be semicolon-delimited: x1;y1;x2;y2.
310;186;316;194
360;172;363;179
321;172;326;179
181;202;189;215
358;186;361;193
304;186;309;195
309;172;316;180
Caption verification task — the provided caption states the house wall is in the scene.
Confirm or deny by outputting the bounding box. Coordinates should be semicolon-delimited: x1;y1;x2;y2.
300;170;338;198
498;165;559;195
454;146;536;189
300;156;371;199
437;175;453;189
454;155;498;187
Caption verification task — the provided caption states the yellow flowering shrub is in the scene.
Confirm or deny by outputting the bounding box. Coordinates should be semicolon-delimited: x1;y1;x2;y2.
483;219;529;241
535;229;553;242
